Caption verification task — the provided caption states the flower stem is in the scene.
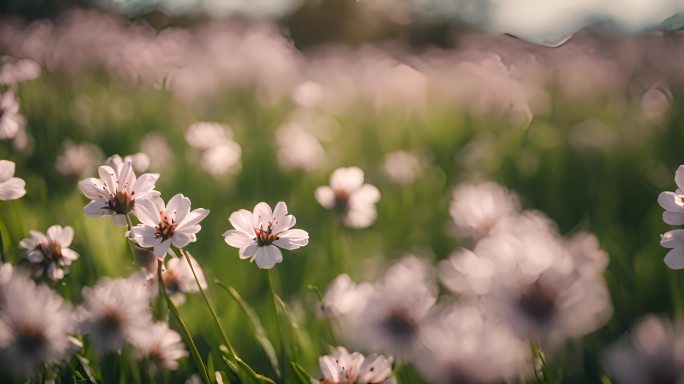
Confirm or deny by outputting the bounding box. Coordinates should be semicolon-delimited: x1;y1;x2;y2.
125;214;133;231
266;270;286;377
157;260;211;384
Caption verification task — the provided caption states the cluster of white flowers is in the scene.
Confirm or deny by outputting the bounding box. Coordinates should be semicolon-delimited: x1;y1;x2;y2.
321;180;613;383
185;122;242;177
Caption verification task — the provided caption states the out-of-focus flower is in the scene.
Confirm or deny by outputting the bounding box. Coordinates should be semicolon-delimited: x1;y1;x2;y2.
641;85;671;122
658;165;684;225
79;274;154;354
0;271;75;378
19;225;79;281
0;160;26;200
315;167;381;228
321;274;373;319
224;201;309;269
352;257;436;358
316;346;395;384
78;158;160;227
0;91;24;140
275;122;325;172
291;81;323;109
565;232;609;277
382;151;421;185
439;248;496;296
141;132;173;171
131;322;187;371
55;141;104;179
413;302;527;384
449;181;520;241
604;315;684;384
660;230;684;270
0;58;40;85
162;253;207;305
105;153;150;174
185;122;241;177
128;194;210;259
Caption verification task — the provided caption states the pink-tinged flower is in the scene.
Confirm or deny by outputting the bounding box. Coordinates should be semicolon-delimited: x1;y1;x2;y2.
223;202;309;269
0;160;26;200
19;225;79;281
658;165;684;225
128;194;210;259
315;167;381;228
78;159;160;226
0;91;25;140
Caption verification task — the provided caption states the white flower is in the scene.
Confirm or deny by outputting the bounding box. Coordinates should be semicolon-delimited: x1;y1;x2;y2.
321;274;373;319
315;167;381;228
317;346;395;384
275;122;325;172
565;232;609;277
162;253;207;305
55;141;104;178
223;201;309;269
185;122;242;177
382;151;421;185
604;315;684;384
128;194;210;259
131;322;187;371
449;181;520;240
0;271;76;378
78;159;160;227
185;122;232;150
79;274;154;354
658;165;684;225
660;229;684;269
105;153;150;174
438;248;496;296
0;91;25;140
0;160;26;200
19;225;79;281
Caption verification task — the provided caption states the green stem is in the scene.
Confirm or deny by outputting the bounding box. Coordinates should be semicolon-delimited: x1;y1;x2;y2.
125;214;134;231
266;270;286;377
157;260;211;384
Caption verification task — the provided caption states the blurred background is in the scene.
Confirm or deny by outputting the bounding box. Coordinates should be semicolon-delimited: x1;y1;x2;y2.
2;0;684;383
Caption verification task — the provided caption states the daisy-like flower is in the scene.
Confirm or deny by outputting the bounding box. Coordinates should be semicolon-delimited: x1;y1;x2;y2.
315;167;381;228
0;271;76;378
0;91;25;140
658;165;684;225
79;274;154;354
19;225;79;281
224;202;309;269
128;194;210;259
0;160;26;200
131;322;188;371
316;346;395;384
162;253;207;305
78;158;160;227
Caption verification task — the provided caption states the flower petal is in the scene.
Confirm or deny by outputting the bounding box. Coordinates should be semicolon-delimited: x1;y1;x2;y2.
224;230;255;248
273;229;309;250
254;245;282;269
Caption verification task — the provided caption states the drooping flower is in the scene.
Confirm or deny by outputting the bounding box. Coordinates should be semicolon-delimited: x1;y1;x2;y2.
162;253;207;305
78;158;160;226
0;91;25;140
128;194;210;259
603;315;684;384
131;322;187;371
315;167;381;228
316;346;395;384
0;271;76;378
0;160;26;200
223;201;309;269
79;274;154;354
658;165;684;225
19;225;79;281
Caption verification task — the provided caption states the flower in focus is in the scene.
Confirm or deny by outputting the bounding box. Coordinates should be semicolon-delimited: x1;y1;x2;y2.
658;165;684;225
603;315;684;384
131;322;188;371
0;271;76;378
19;225;79;281
79;274;154;354
315;167;381;228
224;201;309;269
78;158;161;226
382;150;421;185
162;253;207;305
0;91;25;140
0;160;26;200
316;346;395;384
128;194;210;259
449;181;520;241
185;122;242;177
55;141;104;179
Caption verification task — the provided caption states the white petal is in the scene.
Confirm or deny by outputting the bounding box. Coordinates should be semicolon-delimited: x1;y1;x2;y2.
98;165;118;195
658;192;684;212
61;248;79;261
46;225;63;242
675;165;684;192
0;160;15;183
26;250;44;263
254;245;282;269
272;201;288;220
661;230;684;249
179;208;209;228
167;194;191;223
0;177;26;200
665;247;684;269
664;211;684;225
133;198;161;226
314;186;335;209
330;167;364;191
78;178;110;200
349;184;380;205
111;214;128;227
229;209;256;235
252;202;273;228
273;229;309;250
223;230;255;248
171;230;196;249
84;200;111;217
154;239;172;259
241;242;259;258
132;173;159;195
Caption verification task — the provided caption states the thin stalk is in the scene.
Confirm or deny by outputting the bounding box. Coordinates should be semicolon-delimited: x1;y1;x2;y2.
125;214;134;231
157;260;211;384
266;270;286;377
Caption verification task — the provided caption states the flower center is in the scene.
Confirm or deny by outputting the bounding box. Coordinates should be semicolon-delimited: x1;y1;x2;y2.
98;311;124;337
155;211;176;241
106;190;135;214
517;282;557;326
333;190;350;213
256;224;279;246
382;308;418;340
16;325;47;356
39;240;63;261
